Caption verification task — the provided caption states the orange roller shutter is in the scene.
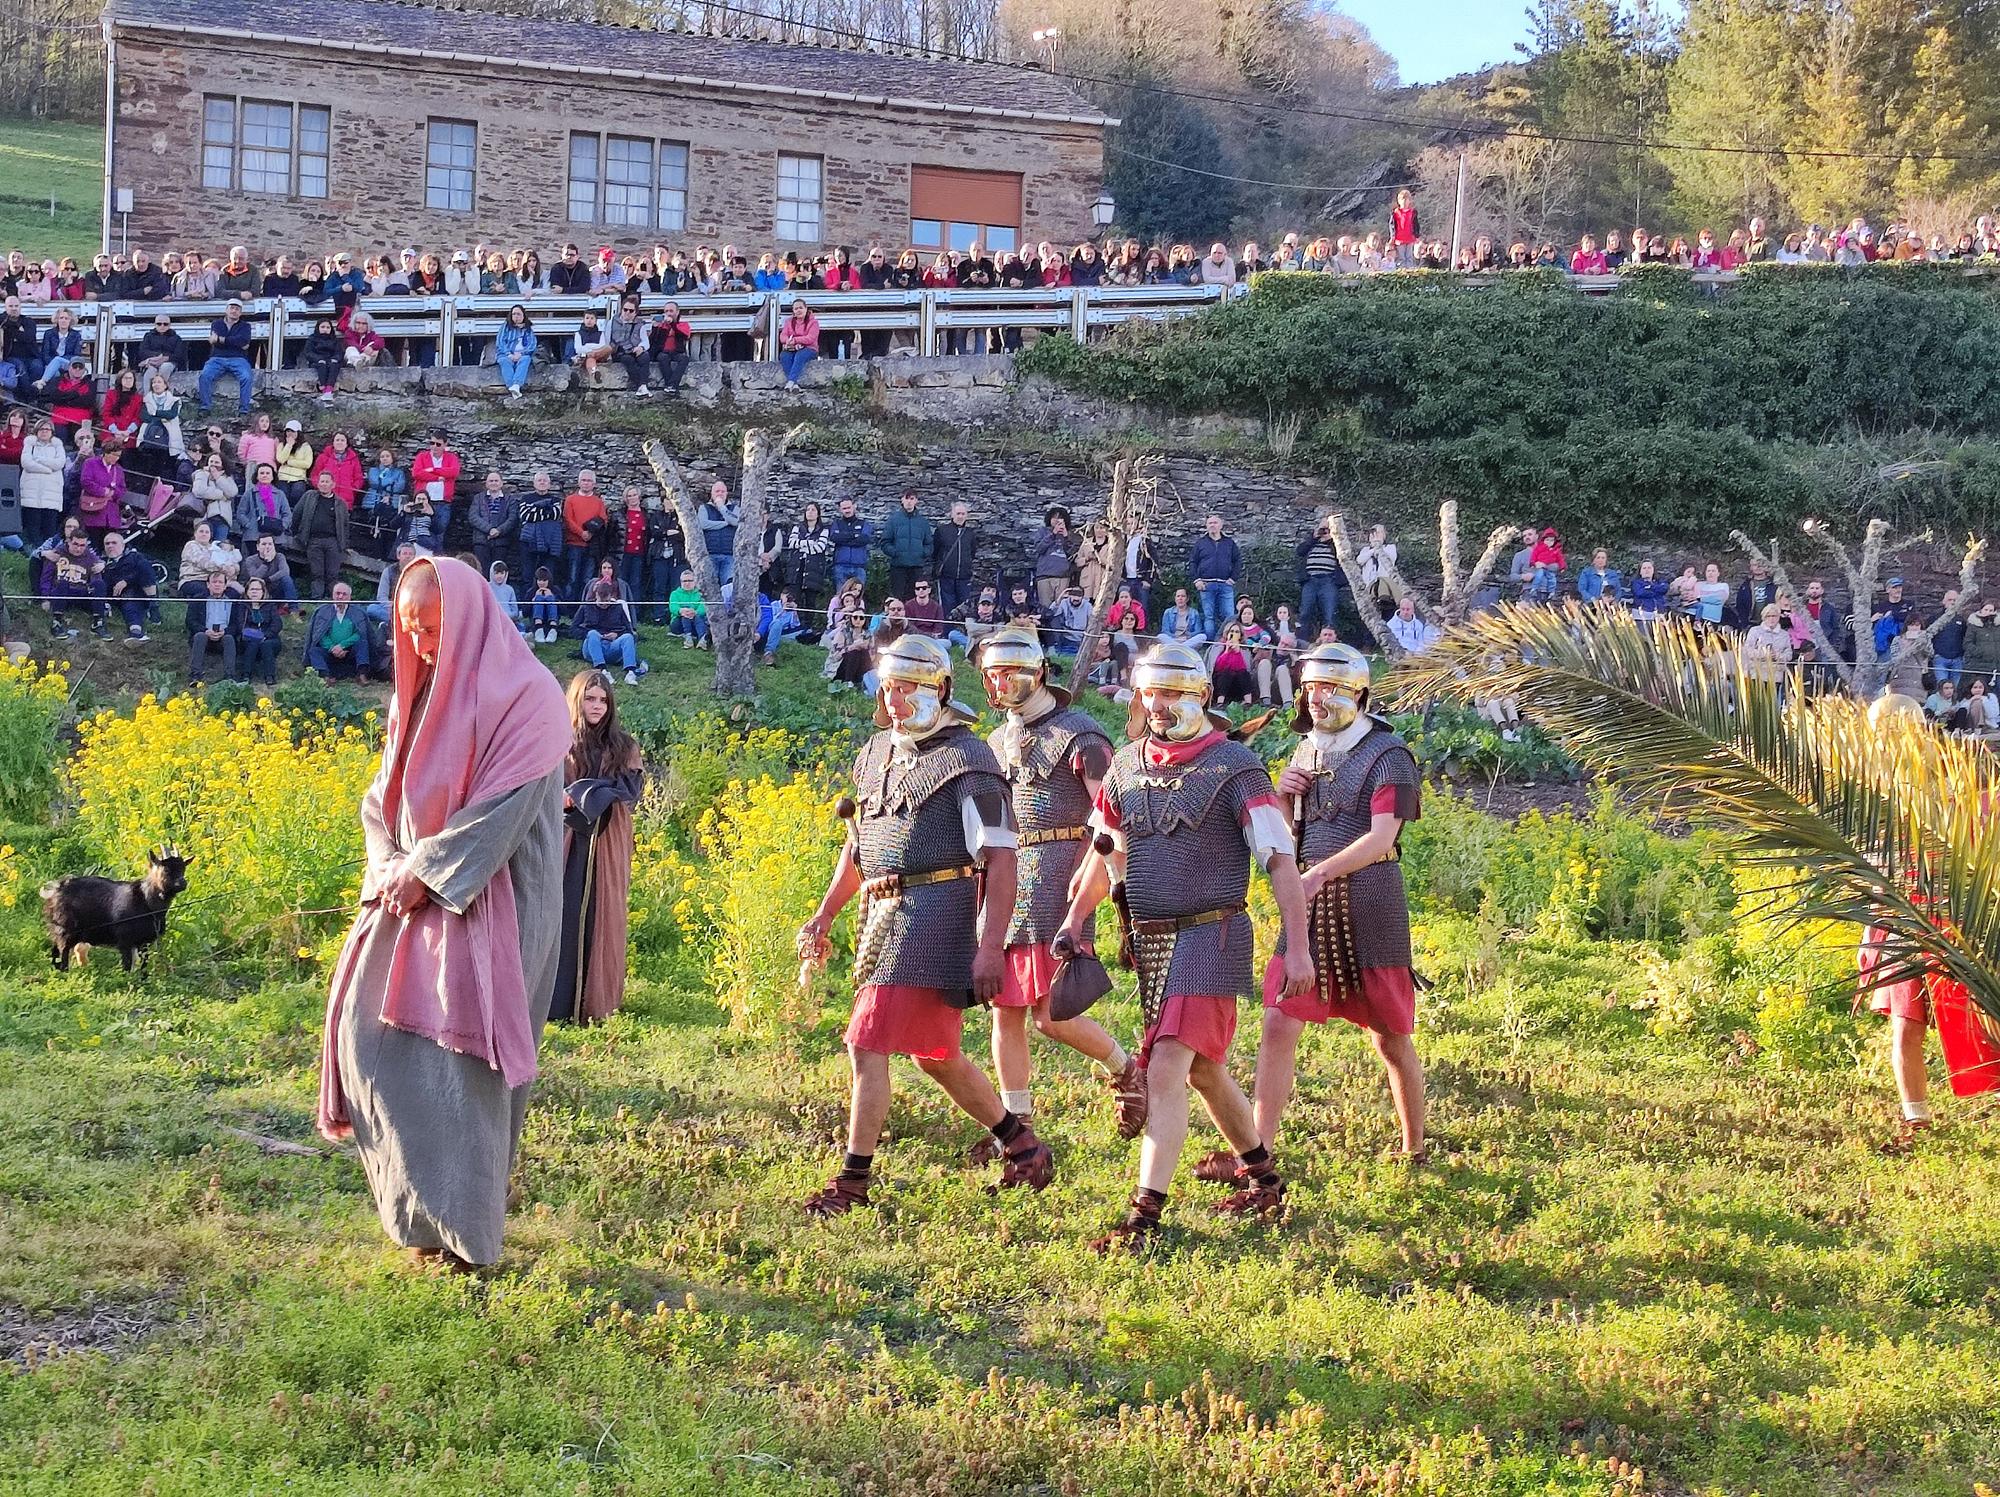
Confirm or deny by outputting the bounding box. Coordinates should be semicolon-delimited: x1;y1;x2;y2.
910;165;1023;229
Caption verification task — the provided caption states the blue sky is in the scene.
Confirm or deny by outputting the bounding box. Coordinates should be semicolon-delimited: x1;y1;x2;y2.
1339;0;1537;86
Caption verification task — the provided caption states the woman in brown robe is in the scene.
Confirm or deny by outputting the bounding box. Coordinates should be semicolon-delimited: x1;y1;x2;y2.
548;668;644;1024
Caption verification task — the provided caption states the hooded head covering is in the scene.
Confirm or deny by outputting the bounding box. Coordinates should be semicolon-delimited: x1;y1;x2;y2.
319;556;570;1139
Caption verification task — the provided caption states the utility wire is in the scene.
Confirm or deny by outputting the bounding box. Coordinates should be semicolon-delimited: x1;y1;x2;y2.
1102;144;1415;195
665;0;2000;168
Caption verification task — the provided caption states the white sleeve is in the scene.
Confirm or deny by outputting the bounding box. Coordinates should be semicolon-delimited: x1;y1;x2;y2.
1242;803;1295;866
961;792;1018;863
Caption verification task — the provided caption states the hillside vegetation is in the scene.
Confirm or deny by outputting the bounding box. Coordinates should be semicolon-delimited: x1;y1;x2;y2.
0;118;99;259
1022;268;2000;542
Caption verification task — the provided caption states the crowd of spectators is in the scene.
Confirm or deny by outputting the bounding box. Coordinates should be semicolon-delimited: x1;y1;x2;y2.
7;203;1997;402
3;371;1988;719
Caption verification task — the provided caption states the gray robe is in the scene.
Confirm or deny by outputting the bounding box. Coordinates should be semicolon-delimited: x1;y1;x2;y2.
337;767;565;1264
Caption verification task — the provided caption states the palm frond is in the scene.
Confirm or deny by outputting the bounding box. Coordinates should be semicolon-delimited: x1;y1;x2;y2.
1394;603;2000;1025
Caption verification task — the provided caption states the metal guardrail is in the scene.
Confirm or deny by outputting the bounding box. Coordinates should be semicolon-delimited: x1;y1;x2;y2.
65;285;1230;372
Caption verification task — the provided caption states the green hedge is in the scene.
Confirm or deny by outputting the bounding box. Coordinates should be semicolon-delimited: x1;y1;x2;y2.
1024;272;2000;445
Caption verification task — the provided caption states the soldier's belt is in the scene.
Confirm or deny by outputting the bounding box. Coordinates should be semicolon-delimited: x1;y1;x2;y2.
1299;848;1400;871
1018;827;1091;849
860;865;979;898
1130;904;1246;938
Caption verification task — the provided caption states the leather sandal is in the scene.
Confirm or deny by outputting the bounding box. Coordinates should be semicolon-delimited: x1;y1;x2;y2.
999;1135;1056;1190
1090;1207;1163;1255
1192;1148;1243;1185
1107;1059;1148;1139
967;1134;1004;1166
1879;1118;1933;1157
1213;1179;1286;1219
803;1174;872;1218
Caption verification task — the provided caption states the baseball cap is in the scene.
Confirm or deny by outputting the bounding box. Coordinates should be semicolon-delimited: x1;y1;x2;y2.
1887;576;1904;588
225;297;243;308
284;419;302;432
451;250;470;263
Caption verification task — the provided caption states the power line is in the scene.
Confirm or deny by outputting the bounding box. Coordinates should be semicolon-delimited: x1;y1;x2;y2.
1102;144;1414;195
670;0;2000;168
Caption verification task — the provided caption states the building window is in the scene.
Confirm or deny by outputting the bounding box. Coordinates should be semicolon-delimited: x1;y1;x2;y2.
200;96;329;198
567;134;689;232
604;135;654;227
425;119;477;213
657;142;689;233
776;153;822;243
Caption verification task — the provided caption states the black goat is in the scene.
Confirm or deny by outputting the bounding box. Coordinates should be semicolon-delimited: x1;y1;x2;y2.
42;847;192;972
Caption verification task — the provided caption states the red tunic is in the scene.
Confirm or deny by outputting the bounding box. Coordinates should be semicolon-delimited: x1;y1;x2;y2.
846;984;965;1060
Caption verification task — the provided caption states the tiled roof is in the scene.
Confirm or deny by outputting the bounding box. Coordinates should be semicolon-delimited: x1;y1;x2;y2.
108;0;1111;126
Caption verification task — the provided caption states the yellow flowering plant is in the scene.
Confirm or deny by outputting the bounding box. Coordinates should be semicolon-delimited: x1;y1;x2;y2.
0;654;71;821
65;694;378;961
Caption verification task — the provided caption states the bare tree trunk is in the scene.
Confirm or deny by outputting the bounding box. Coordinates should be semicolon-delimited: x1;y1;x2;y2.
643;426;808;698
1327;512;1398;656
1433;510;1518;625
1064;457;1157;700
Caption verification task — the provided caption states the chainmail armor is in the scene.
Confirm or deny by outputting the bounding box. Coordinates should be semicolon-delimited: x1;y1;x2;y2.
1282;721;1418;974
849;726;1008;993
993;703;1112;945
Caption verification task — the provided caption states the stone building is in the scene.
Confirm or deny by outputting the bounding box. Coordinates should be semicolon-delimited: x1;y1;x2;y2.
103;0;1112;258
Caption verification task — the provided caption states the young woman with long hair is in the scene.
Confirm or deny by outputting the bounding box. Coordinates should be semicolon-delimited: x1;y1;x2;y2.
548;669;645;1025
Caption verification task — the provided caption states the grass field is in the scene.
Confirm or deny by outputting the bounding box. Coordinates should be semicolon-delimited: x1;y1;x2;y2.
0;640;1995;1495
0;117;101;260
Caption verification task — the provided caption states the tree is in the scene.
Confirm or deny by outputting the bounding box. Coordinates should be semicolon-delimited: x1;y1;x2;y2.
1326;503;1518;657
1063;455;1163;700
1660;0;1799;228
642;426;808;699
1104;83;1239;241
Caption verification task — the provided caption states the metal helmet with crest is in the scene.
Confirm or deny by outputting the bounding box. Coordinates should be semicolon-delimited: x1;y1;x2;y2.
975;624;1069;710
1126;640;1223;742
1290;640;1372;733
873;633;977;739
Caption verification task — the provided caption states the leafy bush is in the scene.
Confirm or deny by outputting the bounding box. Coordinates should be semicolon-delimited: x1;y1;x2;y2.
64;694;379;962
1389;701;1576;783
1403;788;1731;945
658;766;847;1036
0;654;70;822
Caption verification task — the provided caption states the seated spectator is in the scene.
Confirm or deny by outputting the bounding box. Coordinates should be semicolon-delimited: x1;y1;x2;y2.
99;529;156;642
303;316;345;402
40;529;107;638
1528;527;1566;600
577;580;646;684
1106;582;1147;635
48;365;95;442
821;603;873;688
243;531;296;605
138;372;187;479
237;577;284;685
1924;677;1963;727
1045;583;1092;656
1210;624;1256;705
777;298;820;388
949;588;1002;654
496;304;536;398
570;307;614;379
489;560;524;633
135;311;188;378
1387;596;1439;655
1157;586;1205;647
186;569;244;686
904;577;947;638
98;368;144;450
1266;603;1301;702
33;306;85;389
342;311;386;369
1742;603;1795;687
305;580;372;681
1628;558;1670;622
760;589;803;664
198;299;258;418
606;294;650;390
1576;547;1622;603
1693;562;1730;624
528;566;562;642
643;300;693;396
1963;676;2000;732
273;420;314;501
1885;618;1931;698
238;462;291;544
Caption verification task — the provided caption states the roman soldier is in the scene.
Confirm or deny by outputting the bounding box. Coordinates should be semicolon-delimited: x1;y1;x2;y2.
795;635;1055;1216
975;627;1146;1145
1053;641;1315;1252
1197;641;1426;1184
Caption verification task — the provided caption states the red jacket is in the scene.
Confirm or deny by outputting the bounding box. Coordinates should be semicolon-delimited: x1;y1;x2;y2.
1391;205;1419;245
100;389;144;443
820;264;862;291
410;448;461;505
310;446;365;507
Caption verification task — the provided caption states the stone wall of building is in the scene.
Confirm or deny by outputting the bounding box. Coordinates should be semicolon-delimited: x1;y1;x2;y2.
110;37;1104;258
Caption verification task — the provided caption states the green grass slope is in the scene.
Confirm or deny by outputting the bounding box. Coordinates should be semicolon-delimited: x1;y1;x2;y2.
0;118;99;260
